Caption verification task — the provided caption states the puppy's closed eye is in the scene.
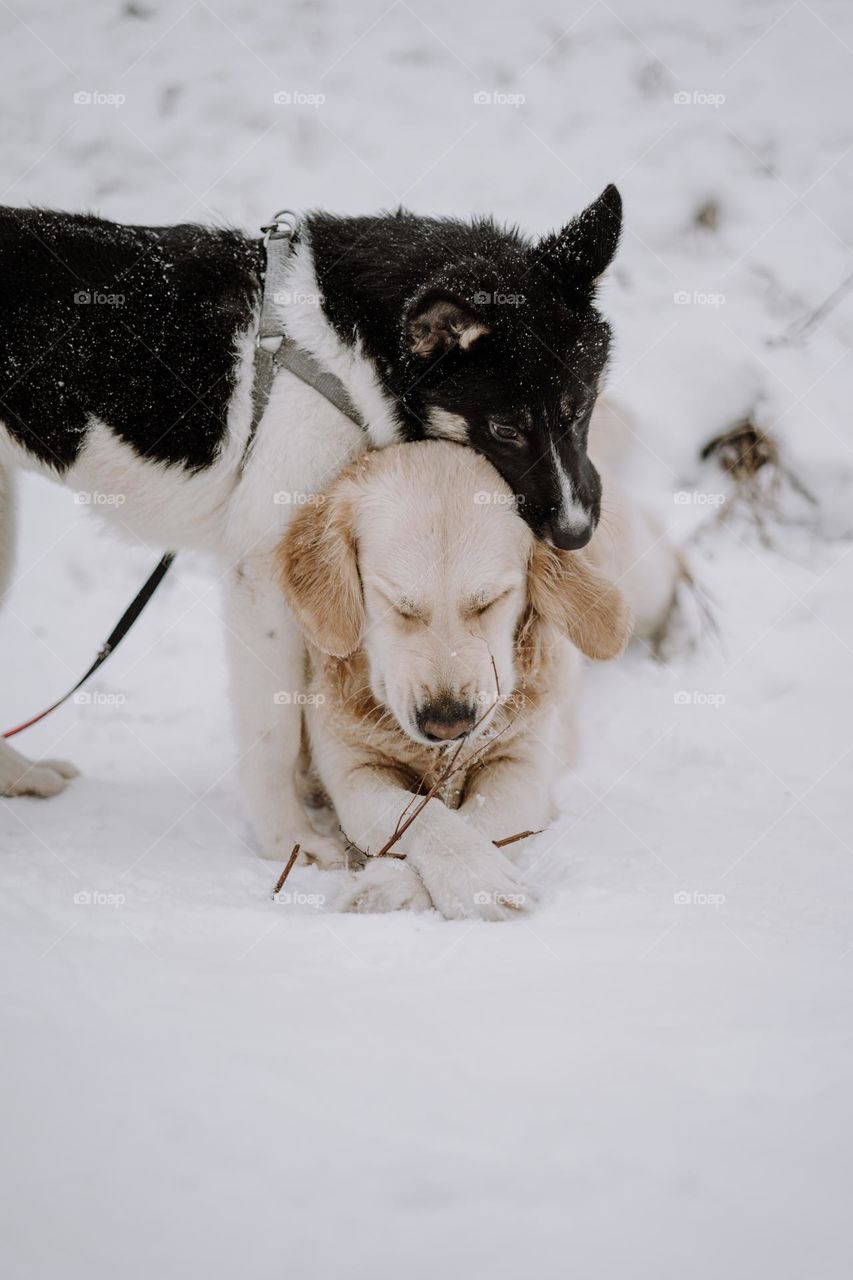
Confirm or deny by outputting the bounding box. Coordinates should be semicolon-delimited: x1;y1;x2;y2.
393;601;428;625
372;585;429;625
464;588;513;619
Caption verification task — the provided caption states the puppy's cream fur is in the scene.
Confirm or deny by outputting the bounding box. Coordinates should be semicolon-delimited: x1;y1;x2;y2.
279;437;676;920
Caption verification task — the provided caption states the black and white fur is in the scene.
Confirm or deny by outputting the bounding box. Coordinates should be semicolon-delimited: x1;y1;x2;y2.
0;188;622;858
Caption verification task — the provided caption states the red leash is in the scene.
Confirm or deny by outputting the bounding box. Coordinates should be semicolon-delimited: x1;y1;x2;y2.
3;552;175;739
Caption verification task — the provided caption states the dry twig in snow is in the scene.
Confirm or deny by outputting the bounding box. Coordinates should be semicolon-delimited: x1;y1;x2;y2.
271;844;301;899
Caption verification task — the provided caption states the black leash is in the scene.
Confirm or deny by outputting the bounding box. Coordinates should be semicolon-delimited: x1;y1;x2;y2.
3;553;175;739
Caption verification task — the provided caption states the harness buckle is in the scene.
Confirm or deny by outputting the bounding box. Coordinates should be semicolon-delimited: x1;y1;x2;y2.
260;209;298;248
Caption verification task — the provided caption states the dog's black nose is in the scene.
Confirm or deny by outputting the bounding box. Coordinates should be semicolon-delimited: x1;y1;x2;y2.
417;700;477;742
547;519;594;551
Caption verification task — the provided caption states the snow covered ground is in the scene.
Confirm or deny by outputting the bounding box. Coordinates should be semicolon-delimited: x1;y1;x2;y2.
2;0;852;1275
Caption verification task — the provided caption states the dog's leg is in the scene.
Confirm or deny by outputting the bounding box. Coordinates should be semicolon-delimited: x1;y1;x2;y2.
460;657;579;850
343;772;534;920
309;718;533;920
458;749;554;852
317;762;434;914
223;554;344;865
456;640;575;851
0;739;79;798
0;464;79;798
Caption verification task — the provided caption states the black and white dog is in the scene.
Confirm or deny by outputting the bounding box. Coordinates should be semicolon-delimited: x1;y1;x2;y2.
0;185;622;860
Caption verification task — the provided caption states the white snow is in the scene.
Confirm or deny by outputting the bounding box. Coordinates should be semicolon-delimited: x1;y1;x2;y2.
2;1;852;1276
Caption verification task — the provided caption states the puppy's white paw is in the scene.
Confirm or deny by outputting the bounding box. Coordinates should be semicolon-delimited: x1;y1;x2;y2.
1;755;79;798
336;858;432;915
260;830;347;869
410;840;535;922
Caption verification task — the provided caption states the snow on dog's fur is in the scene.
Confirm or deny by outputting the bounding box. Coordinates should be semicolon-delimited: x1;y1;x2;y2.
279;437;679;920
0;190;622;861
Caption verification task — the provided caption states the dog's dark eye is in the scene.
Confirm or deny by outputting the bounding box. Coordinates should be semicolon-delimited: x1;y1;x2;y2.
563;392;594;430
489;421;522;444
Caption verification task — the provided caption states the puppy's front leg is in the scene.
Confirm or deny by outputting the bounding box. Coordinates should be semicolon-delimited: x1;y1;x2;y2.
303;714;431;910
312;722;533;921
223;555;343;865
459;746;555;852
403;799;535;921
460;652;579;856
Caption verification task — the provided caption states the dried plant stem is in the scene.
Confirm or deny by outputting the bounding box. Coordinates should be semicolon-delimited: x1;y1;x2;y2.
493;829;542;848
339;656;534;866
272;844;300;899
389;771;432;834
373;656;505;859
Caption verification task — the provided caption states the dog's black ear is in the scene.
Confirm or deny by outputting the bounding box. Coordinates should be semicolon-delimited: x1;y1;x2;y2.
405;289;490;358
535;184;622;296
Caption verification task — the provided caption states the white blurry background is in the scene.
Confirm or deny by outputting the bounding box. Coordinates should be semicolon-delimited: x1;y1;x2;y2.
1;2;852;1277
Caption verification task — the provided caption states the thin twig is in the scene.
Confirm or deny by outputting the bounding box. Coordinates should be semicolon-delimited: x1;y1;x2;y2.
436;716;514;789
493;829;543;848
373;655;503;859
271;844;300;899
390;770;433;836
338;657;532;866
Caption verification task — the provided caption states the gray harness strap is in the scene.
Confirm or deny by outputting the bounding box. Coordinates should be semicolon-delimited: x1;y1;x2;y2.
249;337;362;440
243;211;364;468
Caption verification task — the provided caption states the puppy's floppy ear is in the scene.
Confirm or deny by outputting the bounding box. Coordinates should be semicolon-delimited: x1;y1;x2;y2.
534;184;622;296
405;289;490;358
277;482;363;658
527;539;632;660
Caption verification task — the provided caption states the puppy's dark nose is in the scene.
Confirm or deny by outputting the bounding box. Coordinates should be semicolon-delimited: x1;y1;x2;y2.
547;519;594;551
417;700;476;742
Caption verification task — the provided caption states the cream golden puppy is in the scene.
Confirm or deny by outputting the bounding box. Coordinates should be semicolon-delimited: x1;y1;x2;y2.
279;435;678;920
